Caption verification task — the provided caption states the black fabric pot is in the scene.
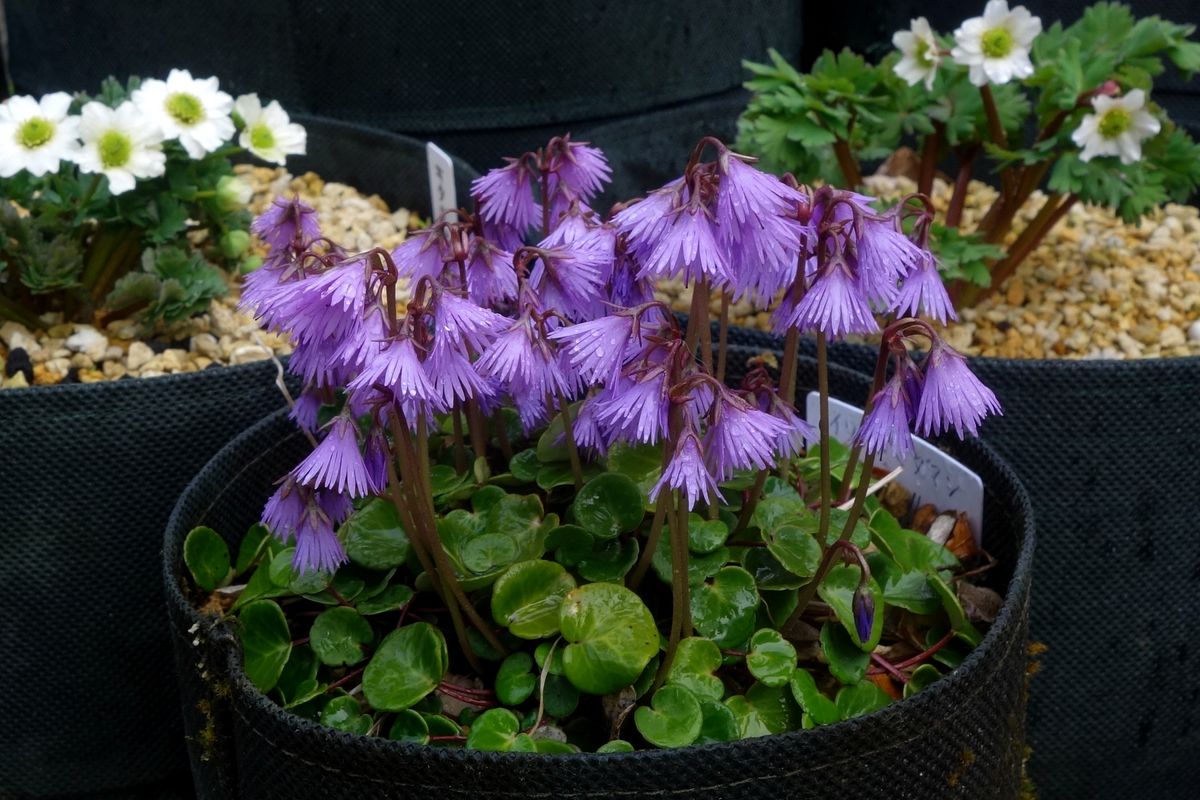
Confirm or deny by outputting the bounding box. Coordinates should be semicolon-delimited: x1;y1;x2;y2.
163;352;1034;800
0;122;475;798
725;324;1200;798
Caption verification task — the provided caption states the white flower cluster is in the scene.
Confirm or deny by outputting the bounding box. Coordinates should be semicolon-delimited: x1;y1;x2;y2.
890;2;1161;164
0;69;305;194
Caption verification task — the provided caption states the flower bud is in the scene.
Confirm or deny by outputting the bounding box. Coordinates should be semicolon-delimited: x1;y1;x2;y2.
852;585;875;643
220;229;252;259
215;175;252;212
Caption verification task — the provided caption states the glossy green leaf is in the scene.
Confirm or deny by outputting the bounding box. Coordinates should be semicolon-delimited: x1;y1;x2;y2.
388;709;430;744
928;572;983;646
310;606;373;667
495;652;538;706
573;473;645;539
597;739;635;753
691;566;760;649
789;668;840;726
541;673;581;718
491;560;576;639
634;685;703;748
559;583;659;695
820;622;870;685
362;622;448;711
871;523;959;574
320;695;373;735
234;523;272;575
818;564;883;651
742;548;807;590
341;498;411;570
904;664;942;699
688;514;730;554
466;708;536;752
653;534;729;586
695;698;740;744
746;629;797;688
509;449;541;482
724;683;798;738
576;537;639;583
835;681;892;720
606;442;663;501
183;526;232;592
869;552;941;614
239;599;292;692
276;645;319;707
665;637;725;701
356;583;414;616
765;524;822;578
461;533;519;575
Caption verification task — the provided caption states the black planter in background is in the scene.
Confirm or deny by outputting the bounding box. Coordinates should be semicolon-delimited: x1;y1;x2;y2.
4;0;802;204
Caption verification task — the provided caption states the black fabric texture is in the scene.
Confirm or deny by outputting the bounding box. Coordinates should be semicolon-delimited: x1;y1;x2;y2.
5;0;800;132
164;351;1034;800
724;324;1200;798
0;362;290;798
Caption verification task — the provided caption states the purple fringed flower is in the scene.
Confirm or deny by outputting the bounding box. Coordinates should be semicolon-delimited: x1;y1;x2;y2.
891;252;957;324
528;237;613;322
650;430;724;510
465;238;518;306
611;180;683;258
704;389;790;479
780;255;878;340
765;393;817;459
638;204;731;287
284;258;368;345
915;339;1002;438
290;389;322;434
716;157;807;301
852;376;915;461
609;249;655;307
434;291;509;352
476;315;573;400
292;505;347;575
569;395;608;455
594;366;670;444
288;335;349;389
363;426;390;493
318;490;354;525
547;313;634;384
293;414;374;496
427;337;490;408
473;159;541;231
252;196;321;252
348;336;440;409
392;229;448;285
262;476;307;543
550;138;611;200
851;216;922;307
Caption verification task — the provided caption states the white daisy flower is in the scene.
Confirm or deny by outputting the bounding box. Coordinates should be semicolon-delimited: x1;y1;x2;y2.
131;69;235;159
74;101;167;194
951;1;1041;87
893;17;942;91
0;92;81;177
1071;89;1161;165
234;94;306;165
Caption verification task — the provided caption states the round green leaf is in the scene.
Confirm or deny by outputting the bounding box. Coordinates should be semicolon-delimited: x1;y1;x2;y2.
695;697;740;744
534;738;577;754
818;564;883;651
573;473;645;539
341;498;411;570
765;524;822;578
789;668;840;726
357;583;414;616
820;621;870;685
239;599;292;692
461;533;519;575
310;606;373;667
577;537;639;583
691;566;760;648
634;685;702;748
541;673;580;718
904;663;942;699
724;682;798;738
362;622;448;711
597;739;635;753
184;526;231;592
509;449;541;482
320;695;372;735
388;709;430;744
559;583;659;695
234;523;272;575
276;645;319;707
534;641;566;675
466;708;527;752
495;652;538;706
746;629;797;688
742;548;806;590
665;637;725;701
491;560;577;639
267;548;329;594
688;514;730;554
836;681;892;720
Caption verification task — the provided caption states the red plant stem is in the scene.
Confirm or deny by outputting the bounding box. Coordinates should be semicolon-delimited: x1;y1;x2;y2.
715;289;731;384
871;652;910;684
627;494;668;591
291;637;310;647
836;336;891;504
944;146;979;230
428;735;467;743
917;125;943;199
556;392;584;490
832;138;863;188
815;336;833;546
327;666;366;692
866;630;956;676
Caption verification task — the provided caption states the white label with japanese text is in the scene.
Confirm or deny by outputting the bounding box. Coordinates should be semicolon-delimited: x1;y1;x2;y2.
426;142;457;223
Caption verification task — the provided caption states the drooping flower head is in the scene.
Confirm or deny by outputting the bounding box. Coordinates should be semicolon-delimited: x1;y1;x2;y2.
472;157;541;232
594;364;671;445
951;1;1041;87
915;337;1002;438
131;69;235;158
893;17;942;90
251;196;322;253
0;93;80;177
776;242;878;340
852;374;917;461
703;386;790;480
892;250;957;324
546;136;612;201
650;428;723;511
293;413;376;497
1072;89;1161;165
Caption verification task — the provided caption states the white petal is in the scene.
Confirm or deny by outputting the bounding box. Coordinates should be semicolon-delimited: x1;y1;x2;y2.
234;93;263;124
106;168;136;194
39;92;74;120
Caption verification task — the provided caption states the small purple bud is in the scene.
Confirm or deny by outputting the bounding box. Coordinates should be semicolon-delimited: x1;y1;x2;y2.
852;585;875;643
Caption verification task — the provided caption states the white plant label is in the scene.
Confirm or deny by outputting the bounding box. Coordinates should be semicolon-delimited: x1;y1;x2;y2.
426;142;457;223
805;392;984;545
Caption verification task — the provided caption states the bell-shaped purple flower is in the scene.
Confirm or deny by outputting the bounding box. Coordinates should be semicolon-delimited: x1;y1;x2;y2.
891;252;957;324
348;336;440;409
473;159;541;232
852;375;915;461
476;315;573;401
427;337;490;408
433;290;509;353
252;196;321;252
915;339;1001;438
851;216;922;307
293;414;375;497
704;389;790;479
780;255;878;340
465;238;518;306
292;504;348;575
547;313;634;385
550;138;611;200
650;429;724;510
528;238;613;322
290;389;322;434
611;180;683;259
638;204;731;287
261;476;307;544
716;157;807;302
363;426;390;494
393;229;449;285
569;395;609;456
594;365;671;445
765;393;817;459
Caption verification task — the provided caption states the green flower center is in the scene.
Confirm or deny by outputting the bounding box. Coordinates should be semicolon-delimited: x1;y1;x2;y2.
98;130;133;168
249;123;276;152
915;39;934;67
17;117;54;149
1098;108;1132;139
166;92;205;126
981;27;1014;59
